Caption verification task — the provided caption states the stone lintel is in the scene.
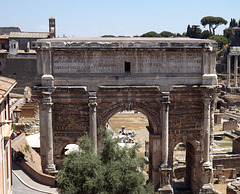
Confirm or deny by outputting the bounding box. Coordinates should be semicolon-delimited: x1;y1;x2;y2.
32;37;218;51
99;85;161;90
55;86;87;91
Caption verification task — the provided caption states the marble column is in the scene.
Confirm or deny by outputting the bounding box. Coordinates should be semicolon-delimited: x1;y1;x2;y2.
234;55;238;87
40;91;56;174
210;93;217;157
88;92;98;154
159;92;173;193
200;92;214;193
227;55;231;88
203;93;211;165
161;92;170;167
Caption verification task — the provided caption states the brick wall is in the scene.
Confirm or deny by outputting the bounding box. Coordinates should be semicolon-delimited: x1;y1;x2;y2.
3;57;37;93
233;138;240;154
223;120;238;131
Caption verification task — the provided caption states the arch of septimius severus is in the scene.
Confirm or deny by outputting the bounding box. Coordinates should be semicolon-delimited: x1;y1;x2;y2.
33;37;218;193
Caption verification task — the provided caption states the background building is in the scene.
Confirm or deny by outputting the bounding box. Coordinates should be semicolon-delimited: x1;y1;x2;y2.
0;18;55;93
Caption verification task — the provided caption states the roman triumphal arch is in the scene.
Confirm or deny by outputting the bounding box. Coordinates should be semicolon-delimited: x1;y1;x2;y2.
33;37;218;193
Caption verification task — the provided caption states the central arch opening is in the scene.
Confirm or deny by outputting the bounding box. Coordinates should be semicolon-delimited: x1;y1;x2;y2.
108;110;150;179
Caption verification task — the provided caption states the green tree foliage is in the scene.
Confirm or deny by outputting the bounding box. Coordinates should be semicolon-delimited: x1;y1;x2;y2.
229;18;238;28
57;130;154;194
186;25;202;38
159;31;176;37
200;30;211;39
101;35;116;37
141;31;159;37
201;16;227;35
223;27;234;40
209;35;228;49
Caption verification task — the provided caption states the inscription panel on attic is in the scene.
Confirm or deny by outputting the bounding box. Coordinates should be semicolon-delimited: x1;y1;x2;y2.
53;50;202;74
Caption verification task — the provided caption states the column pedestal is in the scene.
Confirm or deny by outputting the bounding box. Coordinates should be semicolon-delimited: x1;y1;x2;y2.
200;164;214;194
158;167;173;194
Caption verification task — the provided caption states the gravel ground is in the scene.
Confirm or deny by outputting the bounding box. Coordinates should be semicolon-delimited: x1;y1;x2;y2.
109;111;149;153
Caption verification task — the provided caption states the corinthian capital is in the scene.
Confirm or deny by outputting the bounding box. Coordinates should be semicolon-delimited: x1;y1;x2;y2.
88;92;98;110
203;93;212;107
42;92;53;105
162;92;170;106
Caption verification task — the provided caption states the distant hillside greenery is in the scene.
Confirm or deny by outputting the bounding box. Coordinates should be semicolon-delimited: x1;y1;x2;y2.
102;16;238;51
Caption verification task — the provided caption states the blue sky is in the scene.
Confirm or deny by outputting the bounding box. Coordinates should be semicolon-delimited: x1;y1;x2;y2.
2;0;240;37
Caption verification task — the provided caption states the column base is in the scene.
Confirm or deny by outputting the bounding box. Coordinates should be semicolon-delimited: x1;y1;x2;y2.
201;162;213;192
45;164;58;175
202;161;211;168
158;185;174;194
199;183;215;194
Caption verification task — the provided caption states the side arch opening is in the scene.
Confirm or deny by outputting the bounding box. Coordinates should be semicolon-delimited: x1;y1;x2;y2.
172;141;197;193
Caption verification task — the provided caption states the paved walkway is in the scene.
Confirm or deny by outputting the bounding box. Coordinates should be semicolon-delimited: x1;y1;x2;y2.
12;162;58;194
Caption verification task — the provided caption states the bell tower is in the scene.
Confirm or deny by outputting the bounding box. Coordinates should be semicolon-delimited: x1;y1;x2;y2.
49;17;56;38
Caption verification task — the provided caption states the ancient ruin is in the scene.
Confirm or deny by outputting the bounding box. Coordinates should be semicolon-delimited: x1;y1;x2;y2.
33;37;219;193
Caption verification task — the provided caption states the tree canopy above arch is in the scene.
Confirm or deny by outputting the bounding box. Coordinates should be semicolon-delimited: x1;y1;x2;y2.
201;16;227;35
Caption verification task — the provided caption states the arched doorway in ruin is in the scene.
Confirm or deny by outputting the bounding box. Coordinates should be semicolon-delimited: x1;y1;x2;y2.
169;138;200;193
107;111;149;176
97;101;162;187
